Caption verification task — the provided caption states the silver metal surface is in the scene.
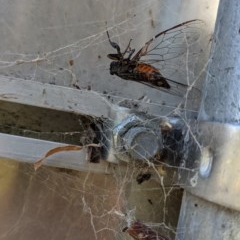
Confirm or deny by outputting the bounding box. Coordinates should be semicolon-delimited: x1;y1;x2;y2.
112;115;142;162
176;191;240;240
0;77;112;119
199;146;213;178
177;0;240;238
0;76;199;121
112;115;162;163
183;122;240;212
199;0;240;123
0;133;110;173
124;127;160;160
182;0;240;211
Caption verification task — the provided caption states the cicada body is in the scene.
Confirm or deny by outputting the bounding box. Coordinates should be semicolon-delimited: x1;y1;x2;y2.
123;220;171;240
110;60;170;89
107;20;203;97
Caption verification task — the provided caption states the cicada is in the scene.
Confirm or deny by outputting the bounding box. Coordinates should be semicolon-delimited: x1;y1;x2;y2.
107;20;202;97
123;220;171;240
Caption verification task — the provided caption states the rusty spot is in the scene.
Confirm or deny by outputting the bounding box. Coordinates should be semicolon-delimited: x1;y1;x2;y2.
69;59;74;66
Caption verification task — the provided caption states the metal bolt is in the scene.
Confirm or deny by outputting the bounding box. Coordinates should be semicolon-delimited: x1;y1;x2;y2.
112;115;163;162
123;127;161;161
199;146;213;178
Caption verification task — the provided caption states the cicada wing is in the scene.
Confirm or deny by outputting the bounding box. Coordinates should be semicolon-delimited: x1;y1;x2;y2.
112;70;201;99
134;19;204;64
165;77;201;100
135;20;204;90
138;77;201;100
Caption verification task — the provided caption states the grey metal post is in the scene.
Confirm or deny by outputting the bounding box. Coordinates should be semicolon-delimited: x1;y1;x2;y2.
177;0;240;239
199;0;240;123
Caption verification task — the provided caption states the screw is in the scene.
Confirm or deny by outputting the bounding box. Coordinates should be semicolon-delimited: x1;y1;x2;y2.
199;146;213;178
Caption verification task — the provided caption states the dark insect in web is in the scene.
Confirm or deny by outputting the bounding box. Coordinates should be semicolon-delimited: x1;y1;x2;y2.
136;172;151;184
106;19;202;98
123;220;171;240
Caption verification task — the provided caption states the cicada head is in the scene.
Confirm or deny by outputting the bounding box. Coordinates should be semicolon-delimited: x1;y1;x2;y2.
109;61;121;75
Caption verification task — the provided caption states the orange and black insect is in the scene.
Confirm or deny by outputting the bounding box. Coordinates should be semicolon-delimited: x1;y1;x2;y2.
123;220;171;240
107;20;202;97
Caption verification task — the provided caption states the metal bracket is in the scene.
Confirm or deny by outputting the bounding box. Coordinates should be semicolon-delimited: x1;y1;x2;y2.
0;77;188;171
0;133;110;173
111;115;163;163
180;121;240;212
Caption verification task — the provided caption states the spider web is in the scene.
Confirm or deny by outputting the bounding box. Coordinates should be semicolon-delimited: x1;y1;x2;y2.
0;0;219;239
